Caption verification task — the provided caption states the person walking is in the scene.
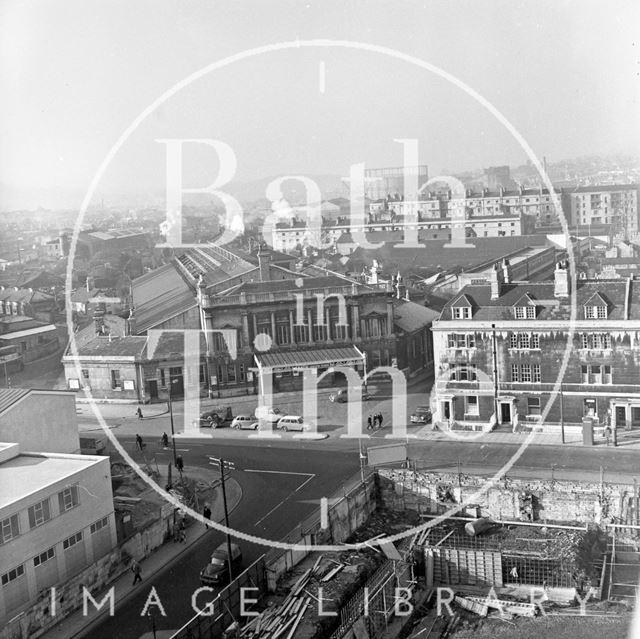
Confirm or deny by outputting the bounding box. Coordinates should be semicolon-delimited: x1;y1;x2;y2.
135;434;144;451
131;560;142;585
178;517;186;543
203;504;211;527
372;414;378;429
604;424;612;446
378;413;384;428
367;415;373;430
136;407;143;419
161;432;169;448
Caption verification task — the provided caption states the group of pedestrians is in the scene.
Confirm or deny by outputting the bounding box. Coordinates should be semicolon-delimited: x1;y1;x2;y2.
366;413;384;430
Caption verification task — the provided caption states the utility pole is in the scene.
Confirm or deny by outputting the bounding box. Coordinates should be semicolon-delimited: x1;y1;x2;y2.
209;456;235;580
491;323;499;425
168;379;178;468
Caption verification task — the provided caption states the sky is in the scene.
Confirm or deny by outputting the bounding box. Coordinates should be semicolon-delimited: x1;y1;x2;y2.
0;0;639;211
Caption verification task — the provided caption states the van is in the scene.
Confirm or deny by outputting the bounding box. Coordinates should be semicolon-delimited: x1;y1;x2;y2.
79;436;106;455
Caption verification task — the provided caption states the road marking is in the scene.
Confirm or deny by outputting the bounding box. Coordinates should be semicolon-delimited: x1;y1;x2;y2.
320;497;328;529
244;469;314;477
319;60;326;93
254;473;316;527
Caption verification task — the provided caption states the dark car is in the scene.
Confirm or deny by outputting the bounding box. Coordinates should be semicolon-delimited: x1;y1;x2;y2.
199;405;233;428
199;543;243;585
410;405;432;423
329;388;371;403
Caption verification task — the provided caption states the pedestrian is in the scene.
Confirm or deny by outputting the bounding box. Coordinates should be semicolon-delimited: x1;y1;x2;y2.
161;432;169;448
179;517;186;543
136;407;143;419
131;560;142;585
372;414;378;429
378;413;383;428
367;415;373;430
203;504;211;527
135;434;144;451
604;425;612;446
510;566;518;581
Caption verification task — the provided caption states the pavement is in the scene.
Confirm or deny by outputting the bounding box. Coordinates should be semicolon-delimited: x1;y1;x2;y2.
41;469;243;639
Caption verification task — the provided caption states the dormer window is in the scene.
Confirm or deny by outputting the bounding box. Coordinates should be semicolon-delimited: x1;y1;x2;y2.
584;293;608;319
513;293;536;320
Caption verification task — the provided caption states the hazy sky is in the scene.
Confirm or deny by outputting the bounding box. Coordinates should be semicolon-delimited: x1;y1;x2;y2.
1;0;639;210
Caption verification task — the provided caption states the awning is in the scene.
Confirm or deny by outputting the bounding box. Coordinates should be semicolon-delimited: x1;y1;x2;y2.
255;346;365;373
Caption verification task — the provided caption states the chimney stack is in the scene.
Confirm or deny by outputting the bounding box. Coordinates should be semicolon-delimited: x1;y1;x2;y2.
554;260;570;298
489;262;504;300
126;307;136;336
502;258;511;284
258;248;271;282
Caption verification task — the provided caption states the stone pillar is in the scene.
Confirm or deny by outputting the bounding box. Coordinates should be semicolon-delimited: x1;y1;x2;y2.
270;312;277;345
289;310;296;345
308;309;315;344
241;312;250;350
252;314;258;341
351;303;360;340
386;299;394;337
325;308;332;343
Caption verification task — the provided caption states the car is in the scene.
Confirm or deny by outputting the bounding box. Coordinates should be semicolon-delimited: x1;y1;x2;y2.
276;415;312;432
329;388;371;403
254;406;282;423
199;405;233;428
230;415;259;430
410;405;432;423
79;436;106;455
199;542;243;585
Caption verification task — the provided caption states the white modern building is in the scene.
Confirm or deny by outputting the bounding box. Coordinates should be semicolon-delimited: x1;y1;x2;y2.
0;443;116;625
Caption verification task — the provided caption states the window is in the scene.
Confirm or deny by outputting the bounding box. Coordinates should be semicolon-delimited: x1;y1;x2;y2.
520;364;532;382
582;364;612;384
0;514;19;545
1;564;24;586
450;365;477;381
159;368;166;387
465;395;479;415
110;369;122;390
226;363;236;383
584;398;597;417
276;320;290;345
604;365;612;384
585;305;608;319
58;486;79;513
452;306;471;319
519;333;530;349
239;363;246;383
63;531;83;550
532;364;541;383
33;547;55;567
90;517;108;534
514;306;535;319
528;397;541;415
511;363;541;383
28;499;51;529
581;333;612;349
448;334;475;348
531;334;540;349
511;363;519;382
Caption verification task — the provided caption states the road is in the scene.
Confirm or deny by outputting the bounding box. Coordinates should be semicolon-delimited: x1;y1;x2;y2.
84;439;359;639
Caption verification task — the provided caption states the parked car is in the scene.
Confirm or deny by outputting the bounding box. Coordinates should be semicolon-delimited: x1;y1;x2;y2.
199;405;233;428
254;406;282;423
199;543;243;585
230;415;259;430
276;415;312;432
410;405;432;423
79;436;106;455
329;388;371;403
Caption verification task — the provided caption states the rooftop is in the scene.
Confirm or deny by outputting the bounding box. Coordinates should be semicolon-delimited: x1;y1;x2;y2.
66;335;147;359
0;446;104;510
393;300;441;332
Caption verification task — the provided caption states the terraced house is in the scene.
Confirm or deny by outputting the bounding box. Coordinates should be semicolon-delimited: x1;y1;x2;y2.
431;260;640;440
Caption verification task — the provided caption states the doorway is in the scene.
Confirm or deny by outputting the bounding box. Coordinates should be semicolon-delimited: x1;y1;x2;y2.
442;401;451;420
500;402;511;424
148;380;158;401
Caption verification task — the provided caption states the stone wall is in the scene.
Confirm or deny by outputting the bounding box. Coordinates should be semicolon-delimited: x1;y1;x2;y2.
377;468;634;524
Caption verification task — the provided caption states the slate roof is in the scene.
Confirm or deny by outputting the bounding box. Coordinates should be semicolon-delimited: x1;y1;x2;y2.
257;346;364;370
131;262;197;333
66;335;148;358
438;279;635;322
393;300;440;333
229;275;352;294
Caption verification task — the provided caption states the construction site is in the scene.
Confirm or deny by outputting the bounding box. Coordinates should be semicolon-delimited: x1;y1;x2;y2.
171;465;639;639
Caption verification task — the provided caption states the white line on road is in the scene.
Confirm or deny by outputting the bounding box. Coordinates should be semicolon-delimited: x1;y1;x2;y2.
254;472;316;527
244;469;314;477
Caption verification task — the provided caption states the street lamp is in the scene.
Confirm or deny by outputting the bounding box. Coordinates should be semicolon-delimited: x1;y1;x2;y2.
168;378;179;468
209;457;235;580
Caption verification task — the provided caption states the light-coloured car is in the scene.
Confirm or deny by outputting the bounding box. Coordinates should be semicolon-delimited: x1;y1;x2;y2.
254;406;282;423
329;388;371;403
277;415;312;432
230;415;258;429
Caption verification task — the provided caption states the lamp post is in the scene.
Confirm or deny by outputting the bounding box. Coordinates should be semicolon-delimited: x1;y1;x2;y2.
168;378;179;468
209;457;235;580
